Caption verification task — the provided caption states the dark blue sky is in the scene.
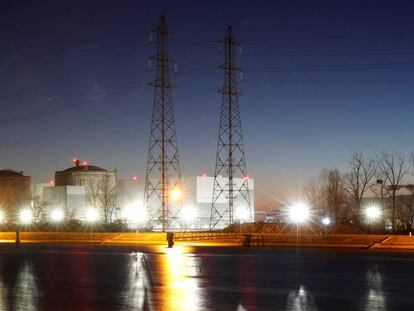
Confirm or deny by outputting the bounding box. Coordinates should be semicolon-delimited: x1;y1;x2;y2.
1;0;414;209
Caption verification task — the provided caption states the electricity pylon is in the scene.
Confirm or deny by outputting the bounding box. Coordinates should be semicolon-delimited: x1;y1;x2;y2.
144;15;182;232
210;26;252;230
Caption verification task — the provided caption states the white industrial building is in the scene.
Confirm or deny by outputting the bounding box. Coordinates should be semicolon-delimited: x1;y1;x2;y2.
112;175;255;229
43;186;86;220
31;171;254;229
182;175;255;229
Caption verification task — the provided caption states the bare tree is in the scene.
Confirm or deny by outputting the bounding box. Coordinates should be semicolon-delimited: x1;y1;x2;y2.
87;175;117;223
304;179;322;208
343;152;376;224
377;153;409;232
99;174;118;223
32;195;47;222
396;185;414;232
319;169;348;223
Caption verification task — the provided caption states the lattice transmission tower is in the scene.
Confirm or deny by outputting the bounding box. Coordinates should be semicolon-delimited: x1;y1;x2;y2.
210;26;252;230
144;15;182;232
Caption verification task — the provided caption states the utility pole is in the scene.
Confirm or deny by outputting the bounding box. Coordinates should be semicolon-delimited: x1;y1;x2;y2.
210;26;252;230
144;15;182;232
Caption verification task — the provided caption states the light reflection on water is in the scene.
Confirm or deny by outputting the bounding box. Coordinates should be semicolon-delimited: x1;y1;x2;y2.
161;246;202;311
286;285;317;311
13;261;39;311
0;246;411;310
364;266;386;311
0;271;6;310
123;252;154;310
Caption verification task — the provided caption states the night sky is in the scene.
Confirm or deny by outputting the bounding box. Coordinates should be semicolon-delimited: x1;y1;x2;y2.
1;0;414;211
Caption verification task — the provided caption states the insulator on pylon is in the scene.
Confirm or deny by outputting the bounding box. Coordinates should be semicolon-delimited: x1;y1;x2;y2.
239;46;243;54
149;33;153;42
240;71;244;80
174;63;178;72
148;60;152;69
218;43;223;53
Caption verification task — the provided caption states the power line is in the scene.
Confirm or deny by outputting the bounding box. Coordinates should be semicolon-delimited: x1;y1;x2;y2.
0;85;215;150
241;30;414;42
0;42;152;100
243;47;414;54
240;79;414;83
0;106;150;150
243;61;414;70
0;73;152;127
177;60;414;75
0;53;218;128
173;30;414;44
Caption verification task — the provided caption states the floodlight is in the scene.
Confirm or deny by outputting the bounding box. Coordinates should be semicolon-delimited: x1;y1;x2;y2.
170;187;183;201
180;206;196;223
19;209;33;225
123;201;147;224
322;217;331;226
85;208;99;223
235;207;250;222
50;209;64;223
364;204;381;222
288;202;310;224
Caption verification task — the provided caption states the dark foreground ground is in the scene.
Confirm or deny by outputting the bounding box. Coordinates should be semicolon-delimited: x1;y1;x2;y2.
0;244;413;310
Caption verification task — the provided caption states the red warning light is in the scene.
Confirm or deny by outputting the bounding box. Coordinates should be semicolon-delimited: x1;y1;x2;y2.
73;158;80;167
202;173;207;177
49;179;55;185
132;176;138;181
244;176;250;181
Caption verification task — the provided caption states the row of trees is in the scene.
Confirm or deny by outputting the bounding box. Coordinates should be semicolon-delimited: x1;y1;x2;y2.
306;152;414;232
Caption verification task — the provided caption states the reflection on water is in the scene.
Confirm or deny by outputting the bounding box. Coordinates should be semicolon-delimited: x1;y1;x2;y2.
0;272;6;310
161;246;202;311
286;285;317;311
13;261;39;311
0;246;412;310
364;266;386;311
124;252;154;310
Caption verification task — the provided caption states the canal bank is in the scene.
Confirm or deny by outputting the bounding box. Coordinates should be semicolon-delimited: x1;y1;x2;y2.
1;232;414;251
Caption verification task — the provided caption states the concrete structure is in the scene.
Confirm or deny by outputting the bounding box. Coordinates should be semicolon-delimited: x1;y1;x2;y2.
54;160;117;222
43;186;86;220
114;175;254;229
183;175;255;229
0;170;31;219
55;160;116;192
